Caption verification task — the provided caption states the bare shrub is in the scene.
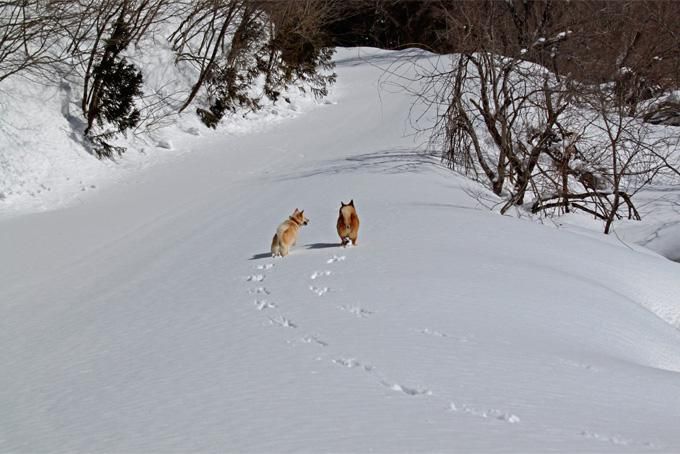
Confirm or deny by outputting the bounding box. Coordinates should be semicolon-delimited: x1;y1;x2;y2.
169;0;336;128
410;0;680;232
0;0;69;82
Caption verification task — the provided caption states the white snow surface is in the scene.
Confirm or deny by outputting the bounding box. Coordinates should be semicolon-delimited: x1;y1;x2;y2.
2;48;680;452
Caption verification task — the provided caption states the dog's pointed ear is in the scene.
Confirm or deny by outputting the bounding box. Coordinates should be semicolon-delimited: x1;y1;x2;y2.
300;210;304;215
349;199;354;206
340;201;346;207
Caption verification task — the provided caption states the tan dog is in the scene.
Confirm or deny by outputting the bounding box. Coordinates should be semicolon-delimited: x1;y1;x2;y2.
271;208;309;257
336;200;360;246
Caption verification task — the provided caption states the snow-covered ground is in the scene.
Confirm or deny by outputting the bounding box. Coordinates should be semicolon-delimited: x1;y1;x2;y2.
2;48;680;452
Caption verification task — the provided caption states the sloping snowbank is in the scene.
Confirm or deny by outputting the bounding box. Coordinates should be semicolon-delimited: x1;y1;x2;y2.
0;30;326;215
612;186;680;263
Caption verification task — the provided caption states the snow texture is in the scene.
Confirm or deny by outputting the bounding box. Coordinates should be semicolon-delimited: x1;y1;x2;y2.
2;48;680;453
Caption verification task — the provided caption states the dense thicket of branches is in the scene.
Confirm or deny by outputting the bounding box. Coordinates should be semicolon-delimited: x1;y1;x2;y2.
169;0;335;128
0;1;57;82
400;0;679;232
0;0;337;154
326;0;679;91
325;0;443;50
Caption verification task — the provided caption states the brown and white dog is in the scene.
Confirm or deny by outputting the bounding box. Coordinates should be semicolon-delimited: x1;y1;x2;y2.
271;208;309;257
336;200;360;246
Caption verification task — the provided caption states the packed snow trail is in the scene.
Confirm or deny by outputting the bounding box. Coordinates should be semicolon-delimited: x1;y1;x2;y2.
2;48;680;452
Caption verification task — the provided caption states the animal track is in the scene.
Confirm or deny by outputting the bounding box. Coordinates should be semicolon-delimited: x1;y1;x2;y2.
448;402;520;424
332;357;433;399
309;285;329;296
381;381;432;397
578;430;660;449
302;335;328;347
248;287;271;295
246;274;265;282
415;328;473;343
580;431;631;446
559;358;599;372
256;263;274;270
254;299;277;311
338;305;374;318
326;255;346;264
268;315;297;328
310;270;332;279
418;328;448;338
333;357;374;372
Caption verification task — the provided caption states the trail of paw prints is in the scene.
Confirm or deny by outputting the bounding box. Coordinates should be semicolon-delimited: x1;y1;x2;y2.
333;357;375;372
331;356;432;398
245;261;276;282
338;304;374;319
318;256;378;319
329;351;524;429
326;255;346;264
244;263;286;323
245;263;273;300
414;328;474;344
313;256;434;401
268;315;297;329
310;270;332;279
448;401;520;424
313;250;522;427
418;328;448;338
248;286;270;295
309;285;330;296
301;335;329;347
266;312;334;350
580;431;630;447
246;262;331;350
286;333;332;349
579;430;661;450
558;358;600;372
306;254;348;296
309;267;333;296
380;381;433;397
254;299;277;311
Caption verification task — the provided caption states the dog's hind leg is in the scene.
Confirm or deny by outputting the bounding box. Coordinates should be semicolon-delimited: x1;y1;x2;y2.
271;234;281;257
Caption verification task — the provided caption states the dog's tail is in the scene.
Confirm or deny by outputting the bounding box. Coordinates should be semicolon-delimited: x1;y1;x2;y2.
271;233;280;257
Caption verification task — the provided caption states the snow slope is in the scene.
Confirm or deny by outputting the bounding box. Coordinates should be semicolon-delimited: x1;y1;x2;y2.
0;27;320;215
2;48;680;453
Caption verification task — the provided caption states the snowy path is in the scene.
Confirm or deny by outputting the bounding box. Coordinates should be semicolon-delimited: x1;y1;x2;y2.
2;48;680;452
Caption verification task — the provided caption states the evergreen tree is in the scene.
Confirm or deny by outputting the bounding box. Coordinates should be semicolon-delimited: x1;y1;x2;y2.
83;3;144;158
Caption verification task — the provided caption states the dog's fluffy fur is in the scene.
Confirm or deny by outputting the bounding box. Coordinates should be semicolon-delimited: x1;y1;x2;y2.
336;200;360;246
271;208;309;257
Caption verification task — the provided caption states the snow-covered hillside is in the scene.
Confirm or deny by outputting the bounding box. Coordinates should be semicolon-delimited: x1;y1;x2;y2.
2;48;680;452
0;27;322;214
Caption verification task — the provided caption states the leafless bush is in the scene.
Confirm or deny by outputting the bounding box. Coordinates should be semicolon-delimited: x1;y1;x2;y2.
0;0;66;82
412;0;679;232
169;0;336;128
259;0;337;100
